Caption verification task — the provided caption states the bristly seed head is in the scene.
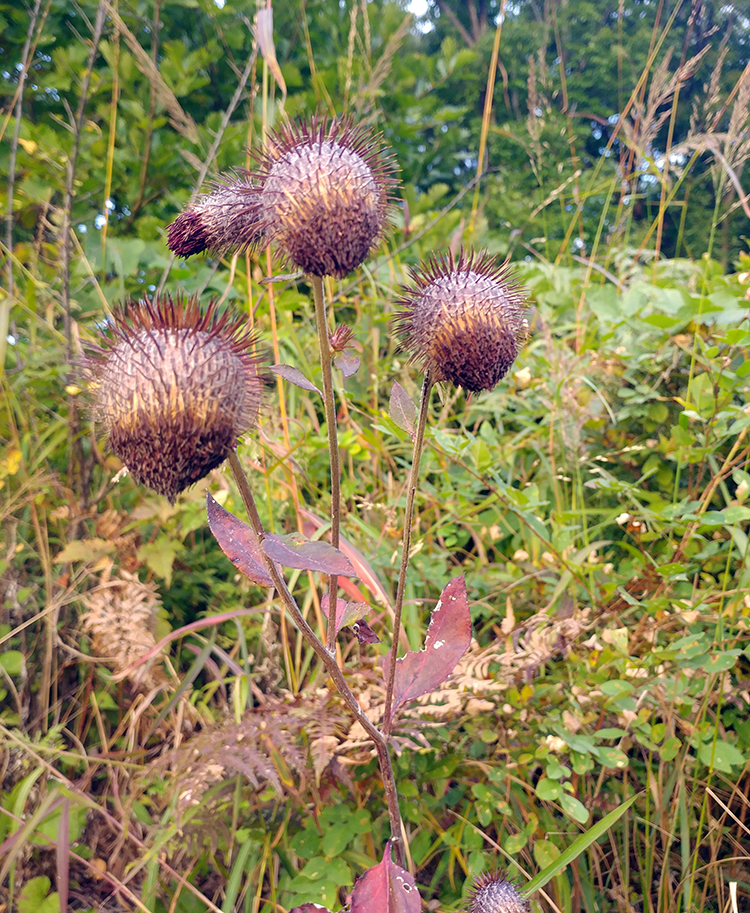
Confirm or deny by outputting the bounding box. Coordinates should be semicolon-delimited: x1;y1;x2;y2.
83;294;263;502
253;116;399;278
166;175;262;259
393;249;529;393
467;872;530;913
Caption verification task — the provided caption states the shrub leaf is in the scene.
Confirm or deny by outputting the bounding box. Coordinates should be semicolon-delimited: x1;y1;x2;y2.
206;494;273;586
382;575;471;725
350;840;420;913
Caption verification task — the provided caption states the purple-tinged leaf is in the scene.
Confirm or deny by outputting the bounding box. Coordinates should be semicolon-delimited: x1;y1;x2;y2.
382;576;471;726
351;620;381;644
207;494;273;586
351;841;420;913
301;509;392;609
270;363;321;394
263;532;356;576
389;382;417;438
334;352;361;378
290;905;333;913
322;596;374;633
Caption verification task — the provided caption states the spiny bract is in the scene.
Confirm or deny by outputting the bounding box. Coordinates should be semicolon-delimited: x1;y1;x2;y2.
393;249;529;392
84;294;263;502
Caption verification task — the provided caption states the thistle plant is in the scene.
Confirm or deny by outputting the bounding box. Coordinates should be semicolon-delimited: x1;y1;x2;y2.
86;114;530;910
83;294;263;503
467;873;531;913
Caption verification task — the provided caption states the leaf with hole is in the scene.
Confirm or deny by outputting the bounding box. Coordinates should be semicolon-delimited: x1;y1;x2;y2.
350;840;420;913
389;382;417;438
206;494;273;586
270;363;321;394
382;575;471;726
263;532;356;576
351;620;381;644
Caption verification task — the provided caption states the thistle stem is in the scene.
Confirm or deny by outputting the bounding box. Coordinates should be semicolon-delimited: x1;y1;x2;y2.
310;274;342;654
383;371;434;737
227;449;405;865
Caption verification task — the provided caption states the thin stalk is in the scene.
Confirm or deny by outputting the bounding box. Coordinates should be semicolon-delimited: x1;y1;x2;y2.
383;370;433;736
226;450;405;865
5;0;43;301
311;274;342;653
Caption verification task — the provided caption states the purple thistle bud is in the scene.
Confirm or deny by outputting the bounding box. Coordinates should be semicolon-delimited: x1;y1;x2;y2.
252;116;399;277
468;873;530;913
393;249;529;393
166;175;262;259
83;294;264;502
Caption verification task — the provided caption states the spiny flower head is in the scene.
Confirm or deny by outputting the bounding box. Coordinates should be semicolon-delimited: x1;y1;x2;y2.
254;116;398;277
167;174;262;259
468;873;530;913
393;249;529;392
84;294;263;502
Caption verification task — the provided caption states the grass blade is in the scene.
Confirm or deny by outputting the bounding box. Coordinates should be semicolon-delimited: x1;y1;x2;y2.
524;793;640;895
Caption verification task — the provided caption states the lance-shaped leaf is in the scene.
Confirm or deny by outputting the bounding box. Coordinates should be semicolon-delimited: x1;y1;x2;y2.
321;597;382;643
207;494;273;587
382;576;471;726
351;620;381;644
321;595;369;630
301;509;392;608
270;363;321;394
263;532;356;576
389;381;416;438
351;841;420;913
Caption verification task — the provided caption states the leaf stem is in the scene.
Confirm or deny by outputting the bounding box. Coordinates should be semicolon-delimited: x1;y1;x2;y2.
227;449;405;865
311;274;342;654
383;371;434;736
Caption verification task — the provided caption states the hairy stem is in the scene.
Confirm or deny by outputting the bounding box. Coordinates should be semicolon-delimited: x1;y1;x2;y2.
311;275;342;654
383;370;433;736
227;450;405;864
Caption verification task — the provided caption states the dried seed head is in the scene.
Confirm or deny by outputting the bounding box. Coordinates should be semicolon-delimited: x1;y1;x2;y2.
393;250;529;392
84;294;263;502
166;175;262;258
253;116;399;277
468;873;530;913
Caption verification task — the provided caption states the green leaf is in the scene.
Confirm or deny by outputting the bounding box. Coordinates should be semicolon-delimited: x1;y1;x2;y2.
660;737;681;761
701;651;741;673
54;538;113;564
560;793;590;824
533;839;561;869
536;778;562;801
698;739;746;773
524;794;639;894
137;536;183;586
0;650;23;675
17;876;59;913
321;822;351;857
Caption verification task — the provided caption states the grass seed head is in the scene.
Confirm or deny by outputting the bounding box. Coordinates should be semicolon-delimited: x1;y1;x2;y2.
253;116;399;277
394;249;529;392
84;294;263;502
166;175;262;258
468;873;530;913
